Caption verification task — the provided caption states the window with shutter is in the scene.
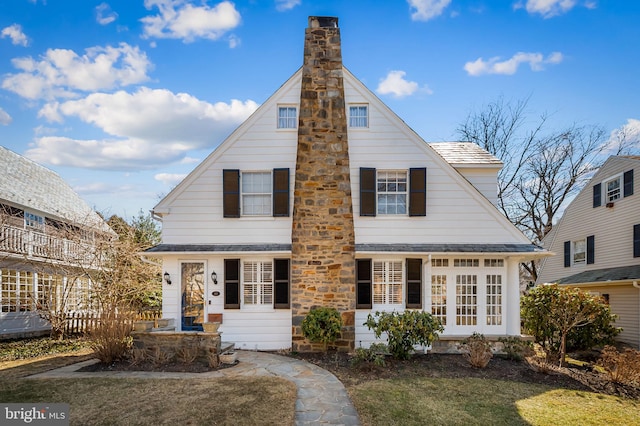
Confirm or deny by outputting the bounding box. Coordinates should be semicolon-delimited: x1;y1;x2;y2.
274;259;290;308
563;241;571;267
406;258;422;309
273;168;290;217
224;259;240;309
356;259;372;308
223;170;240;218
360;168;376;216
624;169;634;197
243;261;273;306
409;168;427;216
593;183;601;208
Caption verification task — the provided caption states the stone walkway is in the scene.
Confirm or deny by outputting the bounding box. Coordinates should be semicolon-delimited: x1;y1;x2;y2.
27;350;360;425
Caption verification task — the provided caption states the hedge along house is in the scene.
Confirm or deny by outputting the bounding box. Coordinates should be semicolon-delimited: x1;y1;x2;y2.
145;17;548;352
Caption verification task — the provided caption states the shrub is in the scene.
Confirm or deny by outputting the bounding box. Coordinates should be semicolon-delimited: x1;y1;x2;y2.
175;345;199;365
598;345;640;385
364;311;444;360
351;343;388;369
129;348;147;366
149;347;172;367
460;333;493;368
89;311;134;364
498;336;533;361
301;307;343;351
207;352;220;369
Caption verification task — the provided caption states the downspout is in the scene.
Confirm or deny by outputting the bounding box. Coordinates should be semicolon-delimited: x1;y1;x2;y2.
634;281;640;349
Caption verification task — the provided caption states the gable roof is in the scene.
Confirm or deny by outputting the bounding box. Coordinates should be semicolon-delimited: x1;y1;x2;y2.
429;142;503;167
0;145;112;233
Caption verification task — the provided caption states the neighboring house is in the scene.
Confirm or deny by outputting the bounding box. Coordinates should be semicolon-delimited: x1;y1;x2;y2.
146;17;547;352
0;145;113;339
537;156;640;348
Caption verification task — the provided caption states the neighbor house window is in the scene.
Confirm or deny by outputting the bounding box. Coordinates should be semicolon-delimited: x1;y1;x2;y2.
349;105;368;128
373;260;402;305
241;172;271;216
243;261;273;306
431;275;447;325
377;171;407;215
573;239;586;264
0;269;33;313
277;106;297;129
486;275;502;326
456;275;477;326
605;176;621;202
24;212;44;232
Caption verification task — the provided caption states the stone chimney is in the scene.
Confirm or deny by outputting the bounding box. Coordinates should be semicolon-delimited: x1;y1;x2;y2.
291;16;356;352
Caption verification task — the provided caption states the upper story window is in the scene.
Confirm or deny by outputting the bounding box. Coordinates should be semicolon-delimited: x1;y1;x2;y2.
349;105;368;128
377;171;407;215
605;176;621;202
24;212;44;232
241;172;272;216
277;106;297;129
573;239;586;264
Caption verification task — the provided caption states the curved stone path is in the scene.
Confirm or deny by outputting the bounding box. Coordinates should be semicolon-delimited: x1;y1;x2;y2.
27;350;360;425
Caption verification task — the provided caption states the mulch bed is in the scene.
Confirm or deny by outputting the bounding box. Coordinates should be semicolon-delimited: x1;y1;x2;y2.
78;359;238;373
292;351;640;400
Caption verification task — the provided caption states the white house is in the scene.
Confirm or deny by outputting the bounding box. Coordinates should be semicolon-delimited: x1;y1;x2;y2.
146;16;547;352
537;156;640;348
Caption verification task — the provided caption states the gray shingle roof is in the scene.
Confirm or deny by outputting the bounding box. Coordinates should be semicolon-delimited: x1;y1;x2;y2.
429;142;503;166
557;265;640;285
0;146;111;232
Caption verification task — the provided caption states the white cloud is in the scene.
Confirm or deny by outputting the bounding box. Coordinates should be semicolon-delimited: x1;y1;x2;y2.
2;43;152;100
604;119;640;153
228;34;241;48
96;3;118;25
376;70;432;98
73;182;133;196
464;51;563;76
141;0;241;43
1;24;29;47
31;88;259;170
155;173;187;185
0;107;12;125
408;0;452;21
514;0;578;18
275;0;300;11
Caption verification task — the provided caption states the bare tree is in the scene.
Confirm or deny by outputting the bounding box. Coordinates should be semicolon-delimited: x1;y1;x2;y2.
457;97;637;283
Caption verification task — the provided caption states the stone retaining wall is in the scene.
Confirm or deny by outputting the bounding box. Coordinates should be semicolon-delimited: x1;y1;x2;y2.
131;331;221;362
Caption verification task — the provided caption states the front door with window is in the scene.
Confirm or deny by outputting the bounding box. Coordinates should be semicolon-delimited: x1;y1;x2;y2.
181;262;205;331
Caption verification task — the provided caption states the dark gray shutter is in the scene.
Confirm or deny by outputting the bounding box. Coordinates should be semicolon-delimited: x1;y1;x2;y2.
564;241;571;267
624;169;634;197
274;258;290;309
587;235;595;264
360;168;376;216
634;224;640;258
409;168;427;216
224;259;240;309
356;259;372;309
593;183;602;208
273;168;290;217
406;258;422;309
223;170;240;218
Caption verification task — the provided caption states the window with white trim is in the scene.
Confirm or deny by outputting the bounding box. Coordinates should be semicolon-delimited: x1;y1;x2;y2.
454;259;479;267
349;105;368;128
377;171;407;215
486;275;502;326
431;258;449;267
605;176;621;202
277;106;297;129
243;261;273;306
0;269;33;312
373;260;403;305
24;212;44;232
431;274;447;325
484;259;504;267
456;274;477;325
573;239;586;264
36;274;63;311
241;172;272;216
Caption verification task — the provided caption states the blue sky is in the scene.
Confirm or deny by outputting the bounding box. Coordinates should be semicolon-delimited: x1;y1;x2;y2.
1;0;638;219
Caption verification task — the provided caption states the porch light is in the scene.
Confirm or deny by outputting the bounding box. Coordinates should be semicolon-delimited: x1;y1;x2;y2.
163;272;172;285
211;271;218;285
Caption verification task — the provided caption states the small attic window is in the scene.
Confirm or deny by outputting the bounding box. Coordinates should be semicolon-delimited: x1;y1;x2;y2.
349;105;368;128
277;106;297;129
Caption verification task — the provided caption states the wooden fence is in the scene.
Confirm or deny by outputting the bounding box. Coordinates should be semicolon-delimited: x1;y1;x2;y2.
64;310;163;335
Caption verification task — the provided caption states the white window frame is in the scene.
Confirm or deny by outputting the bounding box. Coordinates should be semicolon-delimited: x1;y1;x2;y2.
486;274;502;326
377;170;408;215
349;104;368;128
24;211;45;232
242;260;274;308
372;260;403;306
241;171;272;216
455;274;477;326
573;239;586;264
604;175;622;203
431;274;447;325
277;105;297;129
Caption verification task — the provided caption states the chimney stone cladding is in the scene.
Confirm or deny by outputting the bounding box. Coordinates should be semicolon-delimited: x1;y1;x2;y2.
291;16;356;352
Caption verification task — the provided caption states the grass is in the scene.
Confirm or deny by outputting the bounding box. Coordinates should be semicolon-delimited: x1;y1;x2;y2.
350;377;640;426
0;337;296;425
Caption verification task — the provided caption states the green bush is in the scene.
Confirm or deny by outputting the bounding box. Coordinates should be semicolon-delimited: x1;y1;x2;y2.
498;336;533;361
301;307;343;351
351;343;388;368
364;310;444;360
